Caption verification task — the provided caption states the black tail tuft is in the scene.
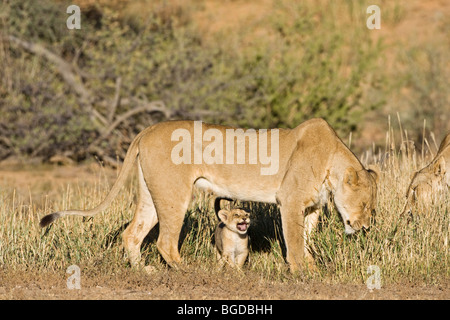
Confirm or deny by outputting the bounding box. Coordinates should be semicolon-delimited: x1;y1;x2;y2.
40;212;61;228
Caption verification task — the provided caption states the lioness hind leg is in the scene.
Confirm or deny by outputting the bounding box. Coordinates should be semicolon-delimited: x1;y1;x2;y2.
123;162;158;268
123;198;157;268
155;195;191;269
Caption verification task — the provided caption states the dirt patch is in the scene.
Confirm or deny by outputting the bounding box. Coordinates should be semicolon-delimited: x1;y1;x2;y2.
0;268;447;300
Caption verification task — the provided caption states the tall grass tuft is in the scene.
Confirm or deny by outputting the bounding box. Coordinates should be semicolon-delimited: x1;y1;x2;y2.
0;119;448;284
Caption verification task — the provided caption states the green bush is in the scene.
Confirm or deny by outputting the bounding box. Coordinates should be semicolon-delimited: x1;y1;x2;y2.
0;0;386;162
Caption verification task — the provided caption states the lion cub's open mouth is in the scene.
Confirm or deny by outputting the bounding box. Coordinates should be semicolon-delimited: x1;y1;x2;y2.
236;222;249;232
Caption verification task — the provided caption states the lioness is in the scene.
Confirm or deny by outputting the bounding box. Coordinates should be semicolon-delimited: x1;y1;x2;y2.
215;207;250;268
40;118;378;272
402;132;450;216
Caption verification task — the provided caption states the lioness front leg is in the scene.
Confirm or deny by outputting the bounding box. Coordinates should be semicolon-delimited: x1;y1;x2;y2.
304;208;320;270
279;203;306;273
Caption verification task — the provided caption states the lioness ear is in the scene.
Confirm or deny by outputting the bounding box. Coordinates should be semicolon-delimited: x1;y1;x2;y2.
218;209;229;223
367;165;380;184
344;167;359;186
433;156;446;177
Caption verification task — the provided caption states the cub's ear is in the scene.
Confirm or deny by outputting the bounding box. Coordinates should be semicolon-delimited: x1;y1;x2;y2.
433;156;446;177
367;165;380;184
218;209;229;223
344;167;359;187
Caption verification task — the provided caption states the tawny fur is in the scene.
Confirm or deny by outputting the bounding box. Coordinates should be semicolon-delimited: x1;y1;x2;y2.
402;132;450;216
40;118;379;273
215;208;250;268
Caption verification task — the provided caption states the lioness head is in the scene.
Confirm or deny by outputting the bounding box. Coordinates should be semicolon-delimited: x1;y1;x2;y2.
334;166;379;234
218;208;251;235
402;156;446;215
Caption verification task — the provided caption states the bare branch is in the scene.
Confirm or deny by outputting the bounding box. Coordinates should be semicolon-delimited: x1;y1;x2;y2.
6;34;108;127
108;76;122;123
88;145;121;168
88;100;170;152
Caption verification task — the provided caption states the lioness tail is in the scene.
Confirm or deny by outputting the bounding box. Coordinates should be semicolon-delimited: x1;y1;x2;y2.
39;128;149;228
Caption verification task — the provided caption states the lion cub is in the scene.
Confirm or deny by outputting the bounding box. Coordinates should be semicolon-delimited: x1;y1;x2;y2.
215;208;250;268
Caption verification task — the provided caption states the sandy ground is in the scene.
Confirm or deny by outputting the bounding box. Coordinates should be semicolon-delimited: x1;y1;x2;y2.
0;267;448;300
0;165;448;301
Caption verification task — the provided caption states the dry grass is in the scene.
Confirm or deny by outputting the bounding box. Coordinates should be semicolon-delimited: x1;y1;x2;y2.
0;120;448;287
